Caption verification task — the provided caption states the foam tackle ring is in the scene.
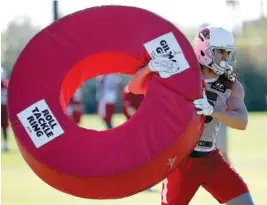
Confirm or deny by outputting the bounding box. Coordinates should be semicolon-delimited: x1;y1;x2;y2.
8;5;204;199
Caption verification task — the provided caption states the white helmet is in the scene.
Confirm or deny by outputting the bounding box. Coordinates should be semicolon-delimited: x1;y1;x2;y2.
193;26;237;81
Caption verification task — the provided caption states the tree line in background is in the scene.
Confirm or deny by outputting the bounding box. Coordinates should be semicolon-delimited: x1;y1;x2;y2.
1;16;267;113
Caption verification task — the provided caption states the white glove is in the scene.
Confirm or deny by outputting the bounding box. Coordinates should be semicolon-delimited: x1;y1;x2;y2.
148;56;180;77
157;71;172;78
193;90;214;116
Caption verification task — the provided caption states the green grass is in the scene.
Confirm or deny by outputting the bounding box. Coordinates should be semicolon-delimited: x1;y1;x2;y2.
2;113;267;205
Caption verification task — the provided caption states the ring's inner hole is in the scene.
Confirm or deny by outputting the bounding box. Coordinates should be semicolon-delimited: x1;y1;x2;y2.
60;52;145;130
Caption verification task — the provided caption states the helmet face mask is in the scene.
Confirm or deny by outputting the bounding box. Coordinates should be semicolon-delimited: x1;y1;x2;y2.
194;26;238;81
207;47;236;74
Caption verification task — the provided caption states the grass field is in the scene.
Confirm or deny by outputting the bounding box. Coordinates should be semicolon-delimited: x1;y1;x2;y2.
1;113;267;205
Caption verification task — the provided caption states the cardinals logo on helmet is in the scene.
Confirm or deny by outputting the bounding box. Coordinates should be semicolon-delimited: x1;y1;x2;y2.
198;28;210;41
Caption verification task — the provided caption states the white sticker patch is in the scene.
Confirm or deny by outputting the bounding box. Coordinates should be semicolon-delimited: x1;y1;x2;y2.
17;99;64;148
144;32;190;73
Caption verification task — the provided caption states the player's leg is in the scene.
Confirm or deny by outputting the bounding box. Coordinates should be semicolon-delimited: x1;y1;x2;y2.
1;127;9;151
97;100;110;129
73;111;82;125
216;124;230;163
161;158;201;205
202;149;254;204
122;102;131;120
1;104;9;151
104;103;115;129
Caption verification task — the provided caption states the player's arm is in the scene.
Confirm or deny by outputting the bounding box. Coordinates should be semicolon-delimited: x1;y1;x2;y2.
128;64;151;95
211;81;248;130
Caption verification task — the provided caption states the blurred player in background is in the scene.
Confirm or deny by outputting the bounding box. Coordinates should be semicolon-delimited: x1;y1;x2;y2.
1;67;9;151
67;87;83;125
96;74;121;129
122;84;155;192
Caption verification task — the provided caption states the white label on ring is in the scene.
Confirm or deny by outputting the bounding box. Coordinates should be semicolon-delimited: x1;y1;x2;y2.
144;32;190;72
17;99;64;148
